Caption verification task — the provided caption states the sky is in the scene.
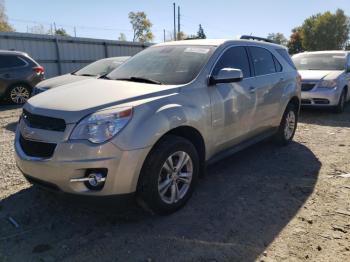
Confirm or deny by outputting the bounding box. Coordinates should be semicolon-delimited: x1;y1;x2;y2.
5;0;350;43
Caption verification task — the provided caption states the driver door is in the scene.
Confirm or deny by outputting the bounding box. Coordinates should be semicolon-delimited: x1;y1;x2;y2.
209;46;257;153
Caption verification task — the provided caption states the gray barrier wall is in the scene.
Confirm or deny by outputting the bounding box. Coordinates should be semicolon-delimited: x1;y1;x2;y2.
0;32;151;78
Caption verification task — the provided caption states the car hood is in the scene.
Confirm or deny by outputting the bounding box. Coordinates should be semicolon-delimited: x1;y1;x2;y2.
25;78;179;123
36;74;91;89
298;70;343;81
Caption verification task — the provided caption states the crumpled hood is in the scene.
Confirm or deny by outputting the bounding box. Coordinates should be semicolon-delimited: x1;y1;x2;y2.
25;78;179;123
36;74;91;89
299;70;343;81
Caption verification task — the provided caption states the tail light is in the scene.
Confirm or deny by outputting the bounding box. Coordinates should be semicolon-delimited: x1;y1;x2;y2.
33;66;45;75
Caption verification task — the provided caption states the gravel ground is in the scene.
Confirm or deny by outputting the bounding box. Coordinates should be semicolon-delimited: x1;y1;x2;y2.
0;103;349;262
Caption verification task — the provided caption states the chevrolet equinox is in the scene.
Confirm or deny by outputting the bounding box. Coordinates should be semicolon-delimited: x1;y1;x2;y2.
15;38;301;214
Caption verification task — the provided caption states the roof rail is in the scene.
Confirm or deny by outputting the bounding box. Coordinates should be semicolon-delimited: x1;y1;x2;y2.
240;35;275;43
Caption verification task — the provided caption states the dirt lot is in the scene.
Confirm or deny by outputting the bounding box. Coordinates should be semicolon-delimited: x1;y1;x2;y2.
0;104;349;262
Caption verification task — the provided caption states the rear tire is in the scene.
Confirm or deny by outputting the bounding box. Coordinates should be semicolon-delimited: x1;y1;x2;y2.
274;103;298;146
137;135;199;215
7;84;31;104
334;90;346;114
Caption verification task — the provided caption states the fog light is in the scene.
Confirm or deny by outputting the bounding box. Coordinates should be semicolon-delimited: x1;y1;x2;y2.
85;169;107;190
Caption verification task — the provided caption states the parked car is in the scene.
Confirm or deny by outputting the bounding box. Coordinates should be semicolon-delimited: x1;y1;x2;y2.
32;56;130;95
0;50;44;104
15;37;300;214
292;51;350;113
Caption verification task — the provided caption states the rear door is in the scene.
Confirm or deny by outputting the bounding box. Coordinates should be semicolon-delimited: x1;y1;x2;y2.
209;46;257;152
248;46;284;134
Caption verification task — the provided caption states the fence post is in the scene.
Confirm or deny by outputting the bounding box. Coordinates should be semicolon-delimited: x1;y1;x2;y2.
103;42;109;58
55;36;62;75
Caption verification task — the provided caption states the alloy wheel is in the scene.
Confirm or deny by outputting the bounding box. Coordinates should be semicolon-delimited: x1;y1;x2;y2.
284;110;296;140
10;86;30;104
158;151;193;204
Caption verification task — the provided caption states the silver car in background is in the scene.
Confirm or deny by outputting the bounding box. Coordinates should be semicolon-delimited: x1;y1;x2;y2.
292;51;350;113
32;56;129;95
15;38;300;214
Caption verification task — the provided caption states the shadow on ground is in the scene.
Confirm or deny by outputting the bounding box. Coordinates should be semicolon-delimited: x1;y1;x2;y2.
299;103;350;128
0;140;320;262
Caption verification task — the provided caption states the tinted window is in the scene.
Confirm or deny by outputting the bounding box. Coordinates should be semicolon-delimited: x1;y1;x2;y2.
273;56;283;72
249;47;276;76
0;55;27;69
213;46;251;78
276;49;296;69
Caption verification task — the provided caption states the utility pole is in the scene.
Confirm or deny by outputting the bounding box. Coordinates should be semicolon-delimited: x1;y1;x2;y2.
74;26;77;37
178;6;180;39
53;22;57;34
163;29;166;42
173;3;176;40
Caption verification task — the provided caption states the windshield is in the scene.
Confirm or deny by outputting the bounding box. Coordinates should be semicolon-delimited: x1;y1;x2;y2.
292;53;346;71
107;45;215;85
74;57;128;76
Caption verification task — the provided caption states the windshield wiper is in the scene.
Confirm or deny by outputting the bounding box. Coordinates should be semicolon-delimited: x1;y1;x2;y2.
99;74;110;79
78;73;98;77
116;76;162;85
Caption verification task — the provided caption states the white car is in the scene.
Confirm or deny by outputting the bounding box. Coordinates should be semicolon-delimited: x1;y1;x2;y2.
292;51;350;113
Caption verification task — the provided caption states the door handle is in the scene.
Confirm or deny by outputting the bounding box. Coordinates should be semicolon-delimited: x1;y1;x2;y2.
249;86;256;93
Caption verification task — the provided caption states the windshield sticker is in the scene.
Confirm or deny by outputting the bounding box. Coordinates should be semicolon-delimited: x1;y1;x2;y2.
184;47;210;54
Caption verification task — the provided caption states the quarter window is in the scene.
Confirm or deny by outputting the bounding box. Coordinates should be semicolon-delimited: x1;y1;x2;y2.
213;46;251;78
249;47;276;76
0;55;27;69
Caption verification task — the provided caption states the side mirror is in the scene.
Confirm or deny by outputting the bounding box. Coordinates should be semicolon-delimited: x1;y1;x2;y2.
209;68;243;85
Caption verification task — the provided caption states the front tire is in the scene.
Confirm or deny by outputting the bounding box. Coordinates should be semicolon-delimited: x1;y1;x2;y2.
334;90;346;114
274;103;298;145
137;135;199;215
7;84;31;104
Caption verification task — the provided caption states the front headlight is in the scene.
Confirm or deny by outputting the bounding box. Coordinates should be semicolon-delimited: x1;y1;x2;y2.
318;80;337;88
70;107;133;144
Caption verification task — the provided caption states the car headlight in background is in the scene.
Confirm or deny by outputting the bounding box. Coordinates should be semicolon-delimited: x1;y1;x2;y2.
318;80;337;88
32;86;49;96
70;107;133;144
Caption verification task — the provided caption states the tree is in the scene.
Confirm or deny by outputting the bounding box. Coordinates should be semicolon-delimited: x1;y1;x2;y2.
177;31;186;40
128;11;154;43
287;27;304;54
346;42;350;51
55;28;69;36
300;9;350;51
267;33;287;46
29;24;47;34
118;33;127;41
0;0;14;32
197;24;206;39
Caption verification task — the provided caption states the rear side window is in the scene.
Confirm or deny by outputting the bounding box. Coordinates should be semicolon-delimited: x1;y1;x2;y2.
273;56;283;72
276;49;296;69
0;55;27;69
213;46;251;78
249;47;276;76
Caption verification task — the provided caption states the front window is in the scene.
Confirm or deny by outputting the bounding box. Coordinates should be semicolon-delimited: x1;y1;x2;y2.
107;45;215;85
292;53;346;71
74;57;127;77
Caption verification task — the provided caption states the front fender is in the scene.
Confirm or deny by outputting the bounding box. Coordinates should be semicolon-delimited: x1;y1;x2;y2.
113;100;205;151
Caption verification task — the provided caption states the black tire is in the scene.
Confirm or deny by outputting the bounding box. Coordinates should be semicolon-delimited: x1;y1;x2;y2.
7;84;31;104
273;103;298;146
333;90;346;114
137;135;199;215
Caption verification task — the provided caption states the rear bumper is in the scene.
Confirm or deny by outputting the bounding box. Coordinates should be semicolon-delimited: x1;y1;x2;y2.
301;87;341;106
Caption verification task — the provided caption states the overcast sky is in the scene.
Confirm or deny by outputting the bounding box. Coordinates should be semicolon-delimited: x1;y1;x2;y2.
5;0;350;42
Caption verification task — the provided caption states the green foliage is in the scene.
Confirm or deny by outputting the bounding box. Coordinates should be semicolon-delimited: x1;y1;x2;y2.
300;9;350;50
287;27;304;54
177;31;186;40
0;0;14;32
267;33;288;46
128;11;154;43
55;28;69;36
197;24;206;39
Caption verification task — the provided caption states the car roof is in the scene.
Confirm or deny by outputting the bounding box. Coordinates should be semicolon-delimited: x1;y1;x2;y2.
154;38;285;49
0;50;28;56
